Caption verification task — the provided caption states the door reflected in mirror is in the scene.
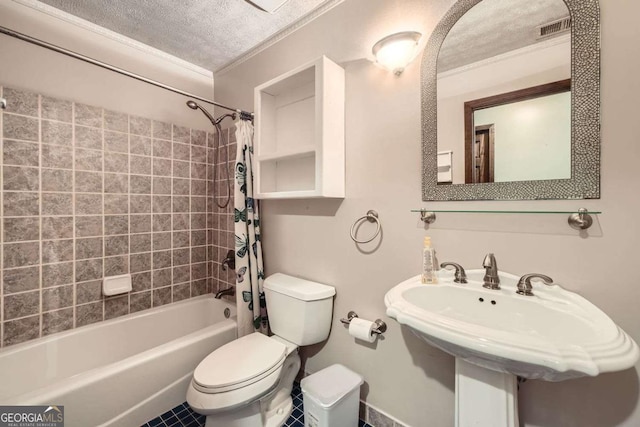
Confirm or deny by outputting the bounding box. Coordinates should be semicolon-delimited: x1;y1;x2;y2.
436;0;571;186
465;79;571;184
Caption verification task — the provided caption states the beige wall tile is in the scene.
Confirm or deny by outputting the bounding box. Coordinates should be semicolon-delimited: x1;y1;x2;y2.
1;89;217;348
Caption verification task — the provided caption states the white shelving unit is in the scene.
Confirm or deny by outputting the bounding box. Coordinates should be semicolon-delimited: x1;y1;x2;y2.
254;56;345;199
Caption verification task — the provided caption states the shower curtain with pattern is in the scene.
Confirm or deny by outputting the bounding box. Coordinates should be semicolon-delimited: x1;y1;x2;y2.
234;119;268;337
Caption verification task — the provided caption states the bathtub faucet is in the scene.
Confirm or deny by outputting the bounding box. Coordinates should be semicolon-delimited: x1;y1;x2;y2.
215;287;235;299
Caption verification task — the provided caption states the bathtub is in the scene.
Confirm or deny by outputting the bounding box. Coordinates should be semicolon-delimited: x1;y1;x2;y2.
0;295;237;427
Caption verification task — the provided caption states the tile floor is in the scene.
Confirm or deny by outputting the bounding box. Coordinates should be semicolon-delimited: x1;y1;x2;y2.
141;383;374;427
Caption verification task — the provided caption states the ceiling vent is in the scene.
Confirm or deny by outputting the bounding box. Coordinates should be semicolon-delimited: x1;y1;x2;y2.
245;0;291;13
537;16;572;39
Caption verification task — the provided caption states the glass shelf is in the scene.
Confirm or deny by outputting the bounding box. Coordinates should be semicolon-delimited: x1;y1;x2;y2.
411;209;602;214
411;208;602;235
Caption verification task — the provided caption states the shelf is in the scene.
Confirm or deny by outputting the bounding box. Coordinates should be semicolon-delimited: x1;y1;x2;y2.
254;56;345;199
256;146;316;162
257;190;326;200
259;153;316;193
412;208;601;233
411;209;602;214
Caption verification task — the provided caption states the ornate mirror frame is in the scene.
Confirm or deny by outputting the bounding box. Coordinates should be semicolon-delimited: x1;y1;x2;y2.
422;0;600;201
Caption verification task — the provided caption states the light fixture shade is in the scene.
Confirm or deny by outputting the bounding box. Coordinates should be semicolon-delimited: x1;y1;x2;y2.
372;31;422;75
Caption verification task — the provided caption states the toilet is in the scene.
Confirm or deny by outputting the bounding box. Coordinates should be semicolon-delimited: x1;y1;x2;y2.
187;273;336;427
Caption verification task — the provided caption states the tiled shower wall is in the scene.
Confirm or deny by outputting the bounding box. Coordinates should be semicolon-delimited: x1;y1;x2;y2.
0;85;236;348
210;127;237;293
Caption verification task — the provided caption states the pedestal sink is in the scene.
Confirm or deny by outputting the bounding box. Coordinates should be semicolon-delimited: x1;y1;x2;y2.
385;270;639;427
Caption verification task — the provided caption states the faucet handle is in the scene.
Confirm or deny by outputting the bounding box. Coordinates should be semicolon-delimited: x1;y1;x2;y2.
440;262;467;284
516;274;554;296
221;249;235;271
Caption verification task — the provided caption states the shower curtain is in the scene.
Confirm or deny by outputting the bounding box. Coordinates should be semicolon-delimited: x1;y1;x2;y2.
234;119;268;337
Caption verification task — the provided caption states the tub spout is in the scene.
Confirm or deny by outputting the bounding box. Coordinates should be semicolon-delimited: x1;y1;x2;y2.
215;287;235;299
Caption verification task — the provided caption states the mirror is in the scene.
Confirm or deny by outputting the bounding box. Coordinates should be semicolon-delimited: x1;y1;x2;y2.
422;0;600;201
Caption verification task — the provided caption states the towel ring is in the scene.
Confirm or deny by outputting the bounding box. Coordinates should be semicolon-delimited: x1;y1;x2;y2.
350;210;381;244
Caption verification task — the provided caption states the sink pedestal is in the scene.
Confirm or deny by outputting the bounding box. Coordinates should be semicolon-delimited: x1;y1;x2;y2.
455;359;518;427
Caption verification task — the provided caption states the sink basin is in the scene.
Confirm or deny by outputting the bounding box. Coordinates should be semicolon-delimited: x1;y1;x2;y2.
385;270;639;381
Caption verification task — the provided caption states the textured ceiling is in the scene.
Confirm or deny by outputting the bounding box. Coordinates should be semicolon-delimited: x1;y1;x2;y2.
438;0;570;72
37;0;332;71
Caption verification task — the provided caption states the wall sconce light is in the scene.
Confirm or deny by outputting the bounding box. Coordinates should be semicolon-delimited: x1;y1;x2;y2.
372;31;422;76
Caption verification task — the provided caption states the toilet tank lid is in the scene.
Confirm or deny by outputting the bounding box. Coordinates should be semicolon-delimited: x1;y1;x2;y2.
264;273;336;301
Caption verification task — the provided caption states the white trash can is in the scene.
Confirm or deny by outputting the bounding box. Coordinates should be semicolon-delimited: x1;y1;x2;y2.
301;364;364;427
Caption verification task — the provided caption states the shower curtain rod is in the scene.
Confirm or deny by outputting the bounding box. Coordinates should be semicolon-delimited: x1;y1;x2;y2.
0;25;254;117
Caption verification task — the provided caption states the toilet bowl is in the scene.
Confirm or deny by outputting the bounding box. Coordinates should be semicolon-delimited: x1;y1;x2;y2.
187;333;300;427
187;273;335;427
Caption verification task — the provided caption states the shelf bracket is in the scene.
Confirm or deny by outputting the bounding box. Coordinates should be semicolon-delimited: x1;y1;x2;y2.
568;208;594;230
420;211;436;225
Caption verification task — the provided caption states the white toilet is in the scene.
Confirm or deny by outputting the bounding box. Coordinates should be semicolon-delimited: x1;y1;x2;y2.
187;273;336;427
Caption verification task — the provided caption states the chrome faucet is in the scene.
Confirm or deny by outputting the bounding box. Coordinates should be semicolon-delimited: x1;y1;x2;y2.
482;253;501;290
440;262;467;283
215;287;235;299
516;274;554;296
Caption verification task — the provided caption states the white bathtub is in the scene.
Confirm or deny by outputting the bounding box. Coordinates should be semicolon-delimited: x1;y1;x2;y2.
0;295;237;427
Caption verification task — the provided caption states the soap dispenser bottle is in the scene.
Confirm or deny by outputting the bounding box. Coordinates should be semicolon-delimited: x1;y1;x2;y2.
421;236;438;284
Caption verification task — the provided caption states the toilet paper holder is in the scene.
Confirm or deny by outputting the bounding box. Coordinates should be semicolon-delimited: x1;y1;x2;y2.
340;311;387;335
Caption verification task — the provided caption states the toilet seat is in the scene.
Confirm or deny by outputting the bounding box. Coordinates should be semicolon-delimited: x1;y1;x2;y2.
193;332;287;394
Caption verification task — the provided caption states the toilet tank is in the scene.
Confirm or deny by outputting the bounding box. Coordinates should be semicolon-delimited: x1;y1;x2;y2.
264;273;336;346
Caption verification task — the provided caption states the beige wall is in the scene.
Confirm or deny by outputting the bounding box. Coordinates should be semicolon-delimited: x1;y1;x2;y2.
215;0;640;426
475;92;571;182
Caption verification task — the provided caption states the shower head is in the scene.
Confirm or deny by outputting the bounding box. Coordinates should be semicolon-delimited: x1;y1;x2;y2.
215;113;237;125
185;100;233;209
186;100;218;127
186;100;237;127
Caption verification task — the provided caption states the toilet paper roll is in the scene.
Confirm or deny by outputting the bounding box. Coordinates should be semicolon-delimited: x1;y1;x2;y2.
349;318;377;343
